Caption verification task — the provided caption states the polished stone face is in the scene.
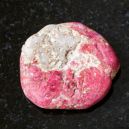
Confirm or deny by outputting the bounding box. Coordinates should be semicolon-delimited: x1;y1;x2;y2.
0;0;129;129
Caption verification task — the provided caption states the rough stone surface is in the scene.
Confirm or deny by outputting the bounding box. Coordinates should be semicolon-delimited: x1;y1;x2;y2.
20;22;120;109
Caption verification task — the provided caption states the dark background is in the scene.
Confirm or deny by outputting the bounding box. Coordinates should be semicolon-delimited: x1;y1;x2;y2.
0;0;129;129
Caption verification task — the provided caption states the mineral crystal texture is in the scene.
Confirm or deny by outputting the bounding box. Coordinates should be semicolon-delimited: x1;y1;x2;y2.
20;22;120;109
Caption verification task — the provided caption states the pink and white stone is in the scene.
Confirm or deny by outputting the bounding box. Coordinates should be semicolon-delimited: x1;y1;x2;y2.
20;22;120;109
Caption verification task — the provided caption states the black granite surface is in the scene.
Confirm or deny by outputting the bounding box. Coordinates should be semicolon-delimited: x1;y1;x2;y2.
0;0;129;129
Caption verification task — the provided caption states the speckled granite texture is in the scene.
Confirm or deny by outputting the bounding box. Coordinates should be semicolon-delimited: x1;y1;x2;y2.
0;0;129;129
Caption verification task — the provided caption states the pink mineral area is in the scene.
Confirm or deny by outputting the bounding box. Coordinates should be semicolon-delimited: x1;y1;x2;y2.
68;22;120;76
20;56;112;109
20;22;120;109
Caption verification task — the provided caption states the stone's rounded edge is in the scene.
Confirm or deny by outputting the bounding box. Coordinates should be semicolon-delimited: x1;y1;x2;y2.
66;22;120;79
21;22;89;72
20;56;112;110
20;56;42;108
111;64;120;79
20;55;64;109
75;67;112;109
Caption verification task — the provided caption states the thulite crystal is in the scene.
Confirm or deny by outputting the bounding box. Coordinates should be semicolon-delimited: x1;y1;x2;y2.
20;22;120;109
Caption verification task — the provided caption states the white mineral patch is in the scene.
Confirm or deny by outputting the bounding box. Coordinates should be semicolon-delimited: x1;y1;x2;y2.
22;23;100;75
63;52;100;76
